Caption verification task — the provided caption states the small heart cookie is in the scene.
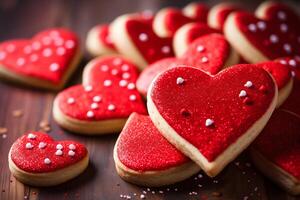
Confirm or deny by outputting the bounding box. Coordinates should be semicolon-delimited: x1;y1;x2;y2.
208;3;241;30
153;6;208;38
250;110;300;195
114;113;200;186
8;132;89;186
183;2;209;22
110;14;174;69
0;28;81;90
53;56;146;135
173;22;220;57
148;64;277;176
224;5;300;63
86;24;117;56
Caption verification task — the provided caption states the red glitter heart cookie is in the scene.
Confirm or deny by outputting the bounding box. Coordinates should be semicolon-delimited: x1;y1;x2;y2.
114;113;200;186
224;3;300;63
208;3;241;30
250;110;300;195
153;5;208;38
86;24;117;56
173;22;220;56
0;28;81;90
147;64;277;176
110;14;174;69
53;56;146;135
8;132;89;186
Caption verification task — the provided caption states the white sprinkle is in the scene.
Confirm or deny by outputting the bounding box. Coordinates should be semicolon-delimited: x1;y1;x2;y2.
104;80;112;87
6;44;16;52
244;81;253;88
107;104;115;111
42;48;52;57
65;40;75;49
205;119;214;127
122;72;130;79
283;43;292;53
93;95;102;102
31;42;41;50
176;77;185;85
113;58;122;65
140;194;145;199
38;142;47;149
55;149;63;156
289;59;296;67
129;94;136;101
201;56;208;63
67;97;75;104
27;133;36;139
121;64;129;71
277;11;286;20
91;102;99;109
257;21;266;30
56;144;63;150
279;59;287;65
50;63;60;72
161;46;170;54
84;85;93;92
198;174;203;178
23;46;32;54
42;36;52;45
25;142;34;149
30;54;39;62
69;144;76;150
111;69;118;75
119;80;128;87
196;45;205;52
127;83;135;90
44;158;51;164
270;34;279;43
68;150;75;156
56;47;66;56
54;38;64;46
16;58;25;66
239;90;247;97
101;64;109;72
139;33;148;42
248;24;256;32
280;23;288;33
0;51;6;60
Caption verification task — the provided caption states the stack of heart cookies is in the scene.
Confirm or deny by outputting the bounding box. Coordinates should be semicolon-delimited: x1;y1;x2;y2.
2;1;299;195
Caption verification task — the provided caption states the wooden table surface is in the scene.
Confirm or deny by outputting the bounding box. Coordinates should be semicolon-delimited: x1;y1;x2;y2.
0;0;300;199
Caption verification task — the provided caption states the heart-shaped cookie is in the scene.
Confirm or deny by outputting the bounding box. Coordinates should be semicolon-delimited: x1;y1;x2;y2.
8;132;89;186
147;64;277;177
183;2;209;22
114;113;200;186
173;22;220;56
208;3;241;30
86;24;118;56
110;14;174;69
250;110;300;195
224;5;300;63
0;28;81;90
53;56;147;135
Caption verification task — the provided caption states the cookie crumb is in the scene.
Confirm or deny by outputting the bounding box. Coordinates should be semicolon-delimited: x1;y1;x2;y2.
12;110;23;117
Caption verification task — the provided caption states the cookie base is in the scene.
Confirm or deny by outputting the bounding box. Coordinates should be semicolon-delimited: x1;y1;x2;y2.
277;78;293;108
250;149;300;195
8;149;89;187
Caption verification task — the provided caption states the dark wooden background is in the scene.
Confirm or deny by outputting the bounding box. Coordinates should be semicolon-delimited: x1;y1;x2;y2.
0;0;300;199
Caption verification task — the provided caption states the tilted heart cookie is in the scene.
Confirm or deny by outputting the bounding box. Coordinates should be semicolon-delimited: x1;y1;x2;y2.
147;64;277;177
208;3;241;30
153;5;208;38
114;113;200;186
224;5;300;63
110;14;174;69
250;110;300;195
53;56;147;135
173;22;220;57
0;28;80;90
136;33;239;96
8;132;89;186
86;24;118;56
182;2;209;22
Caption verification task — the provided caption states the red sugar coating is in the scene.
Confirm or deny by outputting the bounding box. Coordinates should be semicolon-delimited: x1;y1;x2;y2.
117;113;189;171
11;132;87;173
253;110;300;180
256;61;291;89
150;65;275;161
96;24;116;50
136;57;185;96
126;18;174;64
181;33;231;75
215;5;240;30
185;3;209;22
183;23;220;45
57;56;146;121
234;11;300;59
0;28;79;83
